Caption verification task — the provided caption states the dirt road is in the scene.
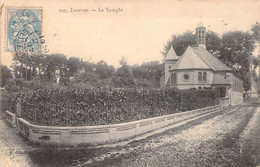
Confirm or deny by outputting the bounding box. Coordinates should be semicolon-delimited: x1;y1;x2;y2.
0;101;259;167
85;101;260;167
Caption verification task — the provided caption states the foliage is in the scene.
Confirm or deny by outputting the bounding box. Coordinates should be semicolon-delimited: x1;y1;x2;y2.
206;31;222;56
19;87;219;126
69;71;100;88
220;31;255;91
0;65;13;87
68;57;80;77
110;57;137;88
162;31;221;57
162;31;196;57
131;61;164;88
95;61;115;79
0;89;13;112
251;23;260;41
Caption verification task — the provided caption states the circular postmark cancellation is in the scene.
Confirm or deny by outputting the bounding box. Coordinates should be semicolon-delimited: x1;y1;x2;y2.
14;21;45;61
14;21;42;52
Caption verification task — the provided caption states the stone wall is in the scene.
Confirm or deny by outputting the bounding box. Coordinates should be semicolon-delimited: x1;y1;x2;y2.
12;105;222;146
230;91;243;105
5;110;16;127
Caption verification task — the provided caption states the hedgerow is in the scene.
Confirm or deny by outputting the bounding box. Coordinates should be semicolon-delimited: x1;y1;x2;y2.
18;87;219;126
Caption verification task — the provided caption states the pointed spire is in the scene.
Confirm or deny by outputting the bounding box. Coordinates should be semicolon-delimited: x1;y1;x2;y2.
164;45;178;61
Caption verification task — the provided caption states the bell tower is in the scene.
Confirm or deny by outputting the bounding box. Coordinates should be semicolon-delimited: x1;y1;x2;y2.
196;23;206;49
164;45;178;86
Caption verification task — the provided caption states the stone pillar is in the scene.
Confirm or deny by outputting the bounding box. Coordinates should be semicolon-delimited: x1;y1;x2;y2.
225;87;228;98
229;87;232;105
16;97;22;117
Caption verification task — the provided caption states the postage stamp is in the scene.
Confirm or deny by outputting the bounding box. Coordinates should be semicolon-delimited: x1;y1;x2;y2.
6;7;42;53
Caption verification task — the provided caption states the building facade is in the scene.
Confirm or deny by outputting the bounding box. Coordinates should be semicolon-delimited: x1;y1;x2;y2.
162;23;243;105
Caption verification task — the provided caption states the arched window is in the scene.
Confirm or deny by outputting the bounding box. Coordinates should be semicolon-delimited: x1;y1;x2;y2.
198;72;202;82
203;72;207;82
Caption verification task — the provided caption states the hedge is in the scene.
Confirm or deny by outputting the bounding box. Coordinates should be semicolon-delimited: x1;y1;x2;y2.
18;87;219;126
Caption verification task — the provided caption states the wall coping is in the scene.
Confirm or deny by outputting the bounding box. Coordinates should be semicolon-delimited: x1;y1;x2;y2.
5;110;16;117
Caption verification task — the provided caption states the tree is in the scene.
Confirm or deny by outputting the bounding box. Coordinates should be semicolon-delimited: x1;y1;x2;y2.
11;53;47;81
162;31;221;57
206;31;222;56
162;31;196;57
252;56;259;70
95;61;115;79
69;71;100;88
220;31;255;91
0;65;13;87
131;61;164;88
110;57;136;88
251;23;260;42
68;57;80;77
44;54;69;85
251;23;260;94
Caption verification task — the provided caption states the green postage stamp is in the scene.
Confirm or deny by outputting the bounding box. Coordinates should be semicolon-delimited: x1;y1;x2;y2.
6;7;42;52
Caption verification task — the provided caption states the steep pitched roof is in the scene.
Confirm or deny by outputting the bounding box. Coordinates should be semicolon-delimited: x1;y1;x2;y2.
164;45;178;61
171;46;211;70
171;46;232;71
192;47;232;71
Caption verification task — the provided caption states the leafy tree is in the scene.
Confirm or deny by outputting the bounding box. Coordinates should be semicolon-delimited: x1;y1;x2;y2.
251;23;260;93
110;57;136;88
0;65;13;87
220;31;255;91
68;57;80;77
44;54;69;85
69;71;100;88
162;31;221;57
95;61;115;79
206;31;222;56
131;61;164;88
251;23;260;42
162;31;196;57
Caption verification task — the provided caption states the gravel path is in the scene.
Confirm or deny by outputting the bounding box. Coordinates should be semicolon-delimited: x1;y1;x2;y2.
83;102;260;167
0;120;38;167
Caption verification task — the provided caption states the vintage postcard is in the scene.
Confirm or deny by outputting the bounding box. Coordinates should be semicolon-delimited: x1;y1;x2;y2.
0;0;260;166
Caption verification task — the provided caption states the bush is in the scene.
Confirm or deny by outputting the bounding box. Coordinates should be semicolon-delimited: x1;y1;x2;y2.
0;89;13;112
19;87;219;126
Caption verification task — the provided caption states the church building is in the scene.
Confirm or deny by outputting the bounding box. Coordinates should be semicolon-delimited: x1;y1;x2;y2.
161;23;243;105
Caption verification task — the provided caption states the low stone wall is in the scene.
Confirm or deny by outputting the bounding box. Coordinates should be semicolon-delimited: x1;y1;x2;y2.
219;97;229;106
231;91;243;105
12;105;222;146
5;110;16;127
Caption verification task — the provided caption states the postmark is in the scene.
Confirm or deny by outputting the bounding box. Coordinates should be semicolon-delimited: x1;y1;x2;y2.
6;7;42;53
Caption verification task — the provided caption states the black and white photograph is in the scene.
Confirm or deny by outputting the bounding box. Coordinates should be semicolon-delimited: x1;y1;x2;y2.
0;0;260;166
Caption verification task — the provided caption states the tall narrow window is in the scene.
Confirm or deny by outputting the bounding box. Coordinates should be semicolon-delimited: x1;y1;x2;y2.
203;72;207;82
198;72;202;82
171;73;177;84
171;73;174;84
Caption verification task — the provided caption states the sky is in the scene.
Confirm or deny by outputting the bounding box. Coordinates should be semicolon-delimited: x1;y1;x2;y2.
0;0;260;68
